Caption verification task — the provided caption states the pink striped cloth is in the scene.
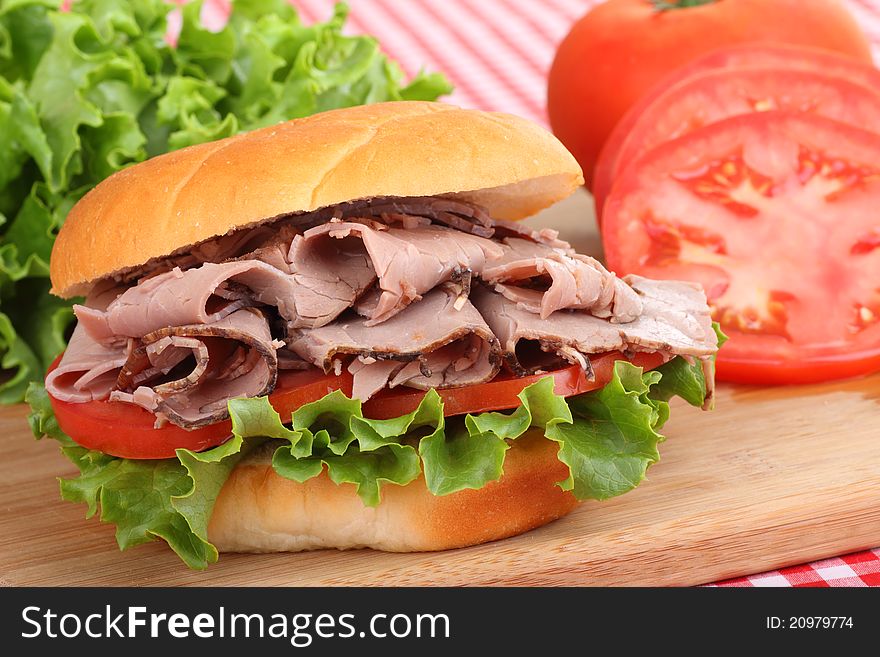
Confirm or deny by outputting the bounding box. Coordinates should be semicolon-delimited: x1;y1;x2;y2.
202;0;880;587
293;0;880;127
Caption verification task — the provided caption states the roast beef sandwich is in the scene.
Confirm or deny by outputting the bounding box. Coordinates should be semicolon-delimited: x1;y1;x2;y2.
29;101;720;568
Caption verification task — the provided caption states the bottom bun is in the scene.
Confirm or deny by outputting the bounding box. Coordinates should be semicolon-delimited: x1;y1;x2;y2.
208;429;578;553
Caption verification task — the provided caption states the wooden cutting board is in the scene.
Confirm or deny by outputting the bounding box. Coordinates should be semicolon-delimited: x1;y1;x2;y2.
2;375;879;587
2;191;879;586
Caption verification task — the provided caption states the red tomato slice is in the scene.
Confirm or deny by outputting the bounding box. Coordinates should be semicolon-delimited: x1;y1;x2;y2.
48;366;355;460
48;352;664;459
594;68;880;218
272;367;355;415
594;44;880;218
361;351;665;420
548;4;872;190
602;111;880;385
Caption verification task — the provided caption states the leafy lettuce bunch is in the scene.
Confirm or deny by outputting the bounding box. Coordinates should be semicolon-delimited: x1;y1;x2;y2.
0;0;451;402
28;356;710;569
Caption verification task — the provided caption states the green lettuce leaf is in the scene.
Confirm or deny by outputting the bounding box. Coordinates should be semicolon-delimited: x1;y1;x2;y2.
266;390;426;505
27;351;713;569
650;323;727;408
321;444;422;507
419;424;509;496
0;2;56;84
649;356;706;407
548;362;668;501
172;434;255;566
0;0;451;403
27;10;106;191
27;382;220;568
0;79;52;196
421;376;572;497
0;310;40;403
61;450;215;567
4;277;75;369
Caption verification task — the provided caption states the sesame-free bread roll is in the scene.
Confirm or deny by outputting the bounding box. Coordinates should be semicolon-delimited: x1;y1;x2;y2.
208;430;577;553
51;101;582;298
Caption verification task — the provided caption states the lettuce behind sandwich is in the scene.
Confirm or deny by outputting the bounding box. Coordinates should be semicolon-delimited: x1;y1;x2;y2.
0;0;452;403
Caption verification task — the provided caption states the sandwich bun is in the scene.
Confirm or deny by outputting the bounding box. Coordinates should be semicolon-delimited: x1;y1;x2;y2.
49;101;585;554
208;429;577;553
50;101;583;298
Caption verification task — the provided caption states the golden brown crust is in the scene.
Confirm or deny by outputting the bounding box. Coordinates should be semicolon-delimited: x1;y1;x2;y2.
51;102;582;298
208;429;578;553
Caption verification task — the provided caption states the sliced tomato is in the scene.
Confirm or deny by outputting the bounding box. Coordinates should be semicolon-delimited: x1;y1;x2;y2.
271;367;354;416
602;111;880;384
660;43;880;108
594;44;880;218
594;68;880;218
48;351;665;459
547;3;873;189
47;365;351;460
50;391;235;460
361;351;665;420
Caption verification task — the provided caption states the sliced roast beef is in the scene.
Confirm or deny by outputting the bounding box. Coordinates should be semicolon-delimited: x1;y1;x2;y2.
116;224;283;285
471;277;716;376
101;196;573;296
45;283;133;403
109;309;279;428
288;221;503;327
491;219;573;251
45;324;130;403
75;260;301;341
301;196;569;244
340;196;495;237
53;190;722;425
276;346;312;370
269;196;495;237
286;286;501;401
283;225;377;329
236;225;299;273
482;238;643;321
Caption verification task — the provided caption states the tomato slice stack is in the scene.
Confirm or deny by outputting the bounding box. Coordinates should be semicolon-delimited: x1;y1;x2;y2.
597;44;880;384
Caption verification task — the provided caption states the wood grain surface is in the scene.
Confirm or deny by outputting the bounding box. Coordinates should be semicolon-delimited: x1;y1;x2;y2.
2;374;880;586
2;191;879;586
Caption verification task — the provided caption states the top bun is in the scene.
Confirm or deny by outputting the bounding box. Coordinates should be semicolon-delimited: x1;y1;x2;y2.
50;101;583;298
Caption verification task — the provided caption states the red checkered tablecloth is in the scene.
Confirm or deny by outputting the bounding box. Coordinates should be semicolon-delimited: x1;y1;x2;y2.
200;0;880;586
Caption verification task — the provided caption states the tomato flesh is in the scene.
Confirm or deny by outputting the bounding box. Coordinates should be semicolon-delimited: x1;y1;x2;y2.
47;352;665;459
51;390;234;459
603;111;880;384
594;66;880;217
547;4;873;188
360;351;665;420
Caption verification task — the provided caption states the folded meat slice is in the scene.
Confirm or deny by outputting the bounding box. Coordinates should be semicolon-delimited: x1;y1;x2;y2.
341;196;496;237
491;219;574;251
45;282;132;402
45;324;130;403
270;195;496;238
283;225;377;329
109;309;279;429
75;260;300;341
472;277;717;379
276;346;312;370
124;225;281;283
287;286;501;401
288;221;503;328
237;225;299;273
482;238;643;321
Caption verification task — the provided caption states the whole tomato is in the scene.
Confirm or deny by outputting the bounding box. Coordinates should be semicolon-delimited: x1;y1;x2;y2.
547;0;873;189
